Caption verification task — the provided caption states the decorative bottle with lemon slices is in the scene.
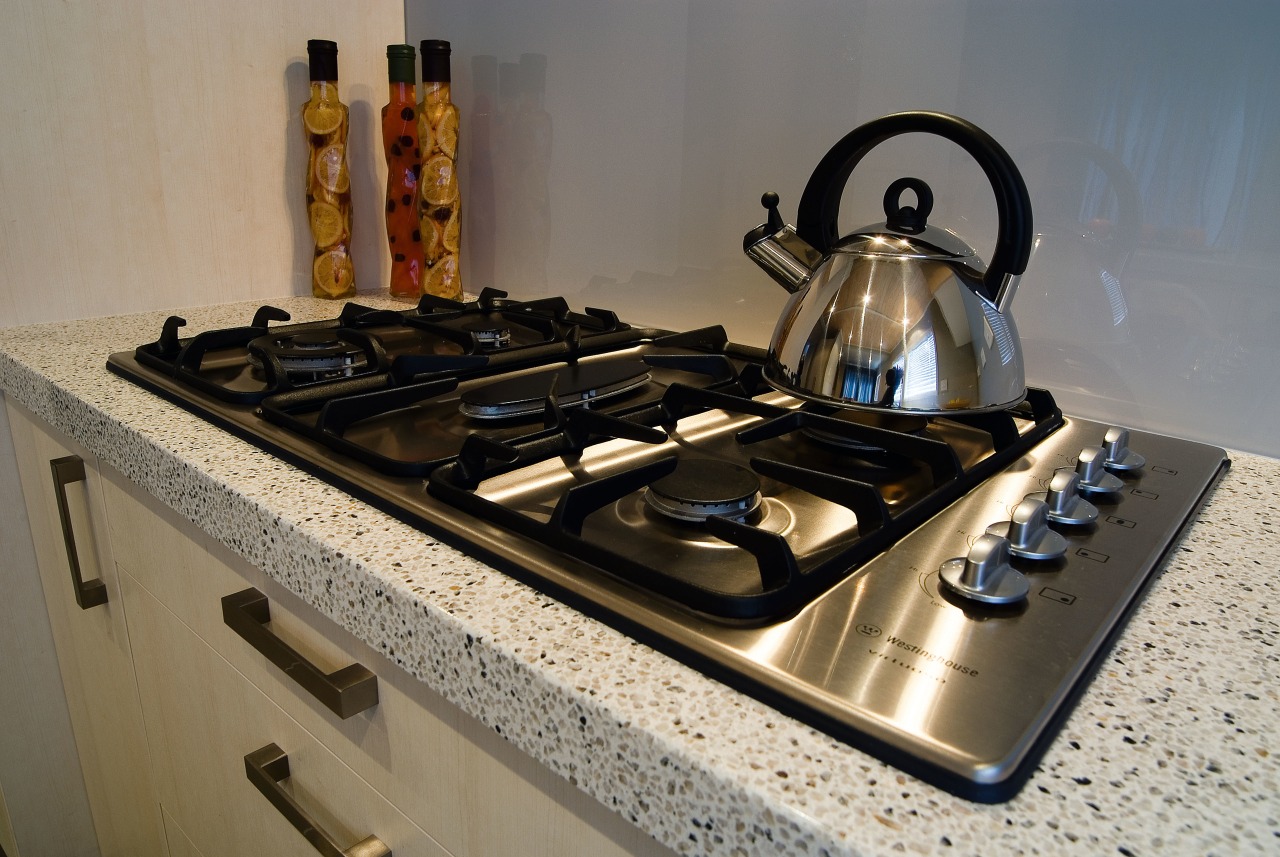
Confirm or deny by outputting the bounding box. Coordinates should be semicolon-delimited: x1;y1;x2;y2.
417;40;462;300
383;44;424;300
303;39;356;299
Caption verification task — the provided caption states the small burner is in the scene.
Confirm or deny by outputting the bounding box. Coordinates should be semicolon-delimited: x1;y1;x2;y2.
802;409;930;452
247;331;371;382
462;320;513;349
643;459;763;523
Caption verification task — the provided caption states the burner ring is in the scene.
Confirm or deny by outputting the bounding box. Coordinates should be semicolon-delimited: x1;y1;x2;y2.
643;459;762;523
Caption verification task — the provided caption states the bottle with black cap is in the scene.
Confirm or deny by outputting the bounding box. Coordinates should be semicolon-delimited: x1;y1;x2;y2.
383;44;423;300
302;39;355;298
416;39;462;300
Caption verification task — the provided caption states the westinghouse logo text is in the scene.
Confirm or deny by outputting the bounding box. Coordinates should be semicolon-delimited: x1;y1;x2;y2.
885;636;979;677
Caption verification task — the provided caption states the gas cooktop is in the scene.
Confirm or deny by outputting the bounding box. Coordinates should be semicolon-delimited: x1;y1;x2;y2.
106;290;1229;802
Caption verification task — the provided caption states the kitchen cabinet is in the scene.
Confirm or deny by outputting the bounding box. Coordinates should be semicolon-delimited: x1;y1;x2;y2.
6;400;672;857
5;401;167;857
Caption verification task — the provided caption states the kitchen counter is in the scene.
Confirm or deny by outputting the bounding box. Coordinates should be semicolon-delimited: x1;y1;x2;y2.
1;296;1276;856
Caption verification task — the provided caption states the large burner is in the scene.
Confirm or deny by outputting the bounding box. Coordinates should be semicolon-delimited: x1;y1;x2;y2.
459;360;651;419
247;330;371;381
643;459;763;522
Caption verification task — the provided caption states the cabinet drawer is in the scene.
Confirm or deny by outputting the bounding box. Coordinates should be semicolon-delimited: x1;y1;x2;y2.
103;468;673;857
123;571;446;857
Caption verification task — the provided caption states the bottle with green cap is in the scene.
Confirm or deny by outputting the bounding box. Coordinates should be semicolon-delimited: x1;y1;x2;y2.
417;39;462;300
303;39;356;299
383;44;424;300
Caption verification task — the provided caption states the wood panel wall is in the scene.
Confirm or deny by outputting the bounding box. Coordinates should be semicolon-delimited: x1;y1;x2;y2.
0;0;405;327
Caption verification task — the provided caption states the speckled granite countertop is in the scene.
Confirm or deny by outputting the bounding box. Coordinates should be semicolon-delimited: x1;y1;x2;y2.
1;296;1276;857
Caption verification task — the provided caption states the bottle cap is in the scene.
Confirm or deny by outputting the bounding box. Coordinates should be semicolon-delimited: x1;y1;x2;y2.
421;39;452;82
387;44;416;84
307;39;339;82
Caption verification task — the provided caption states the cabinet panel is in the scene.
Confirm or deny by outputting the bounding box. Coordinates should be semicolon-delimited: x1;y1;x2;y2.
104;461;674;857
159;808;204;857
5;402;165;857
122;571;446;857
0;398;98;857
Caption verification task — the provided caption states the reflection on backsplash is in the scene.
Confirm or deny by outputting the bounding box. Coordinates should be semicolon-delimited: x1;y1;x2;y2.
408;0;1280;456
464;52;552;296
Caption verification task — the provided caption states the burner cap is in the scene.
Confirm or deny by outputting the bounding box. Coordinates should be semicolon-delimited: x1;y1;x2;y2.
462;320;513;349
643;459;762;522
802;409;929;452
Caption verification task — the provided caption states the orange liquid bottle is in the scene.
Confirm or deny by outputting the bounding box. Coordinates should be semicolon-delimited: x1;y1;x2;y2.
383;45;424;300
303;39;356;299
417;40;462;300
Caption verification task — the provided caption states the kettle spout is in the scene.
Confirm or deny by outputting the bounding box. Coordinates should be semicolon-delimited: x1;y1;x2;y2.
743;192;822;294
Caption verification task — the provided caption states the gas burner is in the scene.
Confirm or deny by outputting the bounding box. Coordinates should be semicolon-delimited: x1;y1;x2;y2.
247;330;371;382
802;409;930;452
462;320;513;349
643;459;763;522
459;360;651;420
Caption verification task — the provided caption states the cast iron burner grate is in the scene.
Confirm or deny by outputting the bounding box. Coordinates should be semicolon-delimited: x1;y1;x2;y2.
429;385;1063;622
126;288;643;404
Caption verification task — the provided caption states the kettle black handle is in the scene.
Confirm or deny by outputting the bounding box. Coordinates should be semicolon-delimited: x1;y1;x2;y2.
795;111;1033;304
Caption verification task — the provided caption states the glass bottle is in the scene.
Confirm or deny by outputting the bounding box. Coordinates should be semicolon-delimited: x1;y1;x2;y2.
303;39;356;299
382;44;424;300
417;40;462;300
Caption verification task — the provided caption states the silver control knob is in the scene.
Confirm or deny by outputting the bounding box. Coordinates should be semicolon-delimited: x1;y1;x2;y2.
1027;468;1099;526
986;498;1068;560
1074;446;1124;495
1102;427;1146;471
939;534;1029;605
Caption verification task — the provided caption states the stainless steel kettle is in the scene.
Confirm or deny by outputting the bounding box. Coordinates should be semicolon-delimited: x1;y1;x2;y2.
744;111;1034;414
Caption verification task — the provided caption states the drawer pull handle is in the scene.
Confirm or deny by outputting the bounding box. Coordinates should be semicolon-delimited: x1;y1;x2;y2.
245;743;392;857
221;588;378;718
49;455;108;610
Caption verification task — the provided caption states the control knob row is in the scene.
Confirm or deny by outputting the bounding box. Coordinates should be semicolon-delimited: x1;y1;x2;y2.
939;426;1145;605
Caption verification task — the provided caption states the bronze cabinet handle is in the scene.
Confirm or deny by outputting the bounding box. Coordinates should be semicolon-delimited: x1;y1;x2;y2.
49;455;108;610
244;743;392;857
221;587;378;719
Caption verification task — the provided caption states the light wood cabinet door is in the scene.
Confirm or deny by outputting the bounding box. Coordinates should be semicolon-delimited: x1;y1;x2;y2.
5;402;166;857
121;571;449;857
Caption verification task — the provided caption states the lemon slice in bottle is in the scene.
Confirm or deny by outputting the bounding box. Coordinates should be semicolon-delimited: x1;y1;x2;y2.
308;201;345;248
421;215;442;255
443;210;460;254
420;154;457;205
314;144;350;194
423;254;460;299
434;111;458;159
313;249;355;296
303;102;344;136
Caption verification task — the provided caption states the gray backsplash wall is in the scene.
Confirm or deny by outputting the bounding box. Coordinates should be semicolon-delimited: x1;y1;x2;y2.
407;0;1280;456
